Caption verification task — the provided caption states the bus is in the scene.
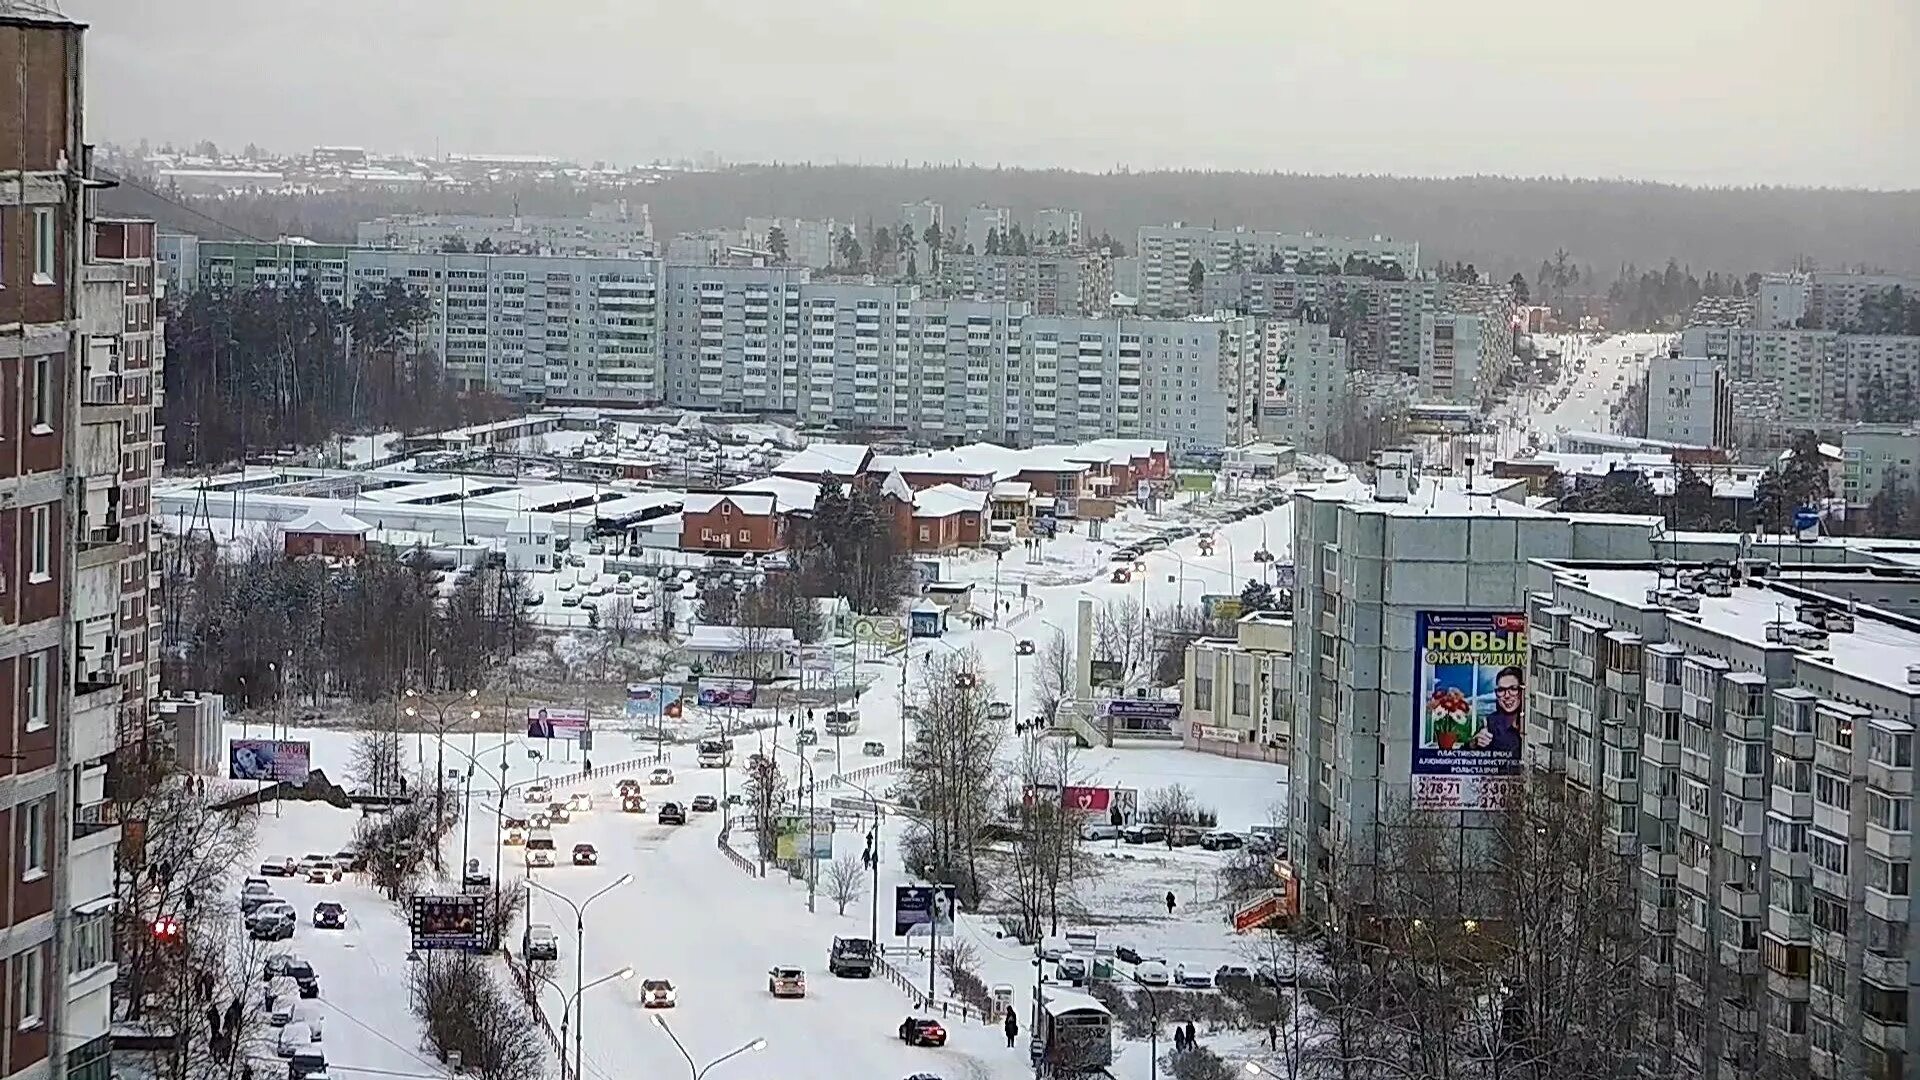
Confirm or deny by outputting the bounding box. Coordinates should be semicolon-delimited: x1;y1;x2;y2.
823;710;859;736
524;830;555;868
697;739;733;768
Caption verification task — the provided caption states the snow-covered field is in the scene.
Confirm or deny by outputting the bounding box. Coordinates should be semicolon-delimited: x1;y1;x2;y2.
227;486;1300;1080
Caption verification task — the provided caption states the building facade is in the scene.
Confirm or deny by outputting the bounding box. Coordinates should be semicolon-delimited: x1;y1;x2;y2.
1644;354;1733;448
743;217;840;269
934;251;1111;316
1255;320;1348;453
1840;424;1920;507
2;10;135;1080
354;204;653;258
1135;223;1420;317
1031;208;1084;250
960;204;1010;256
1182;611;1293;759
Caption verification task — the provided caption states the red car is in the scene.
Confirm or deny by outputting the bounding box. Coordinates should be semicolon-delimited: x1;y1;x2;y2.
899;1018;947;1047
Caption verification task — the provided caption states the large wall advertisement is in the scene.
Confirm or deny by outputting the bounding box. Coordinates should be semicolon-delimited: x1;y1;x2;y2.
1411;611;1528;810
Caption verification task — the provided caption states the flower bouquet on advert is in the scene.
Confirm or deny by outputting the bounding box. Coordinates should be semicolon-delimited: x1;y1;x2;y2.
1426;686;1475;750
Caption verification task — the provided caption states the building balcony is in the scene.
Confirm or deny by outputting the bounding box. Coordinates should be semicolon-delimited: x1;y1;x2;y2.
1771;788;1812;820
1863;887;1907;923
1717;940;1762;977
1720;882;1764;919
1865;822;1910;862
1867;759;1911;795
1860;1016;1906;1053
80;372;123;409
1862;949;1906;989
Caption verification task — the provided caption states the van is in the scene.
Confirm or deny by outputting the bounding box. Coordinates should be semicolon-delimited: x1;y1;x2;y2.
525;830;556;868
827;936;874;978
1055;953;1089;984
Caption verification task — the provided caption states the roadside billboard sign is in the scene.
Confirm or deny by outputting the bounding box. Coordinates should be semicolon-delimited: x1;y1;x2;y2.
525;706;589;741
624;684;683;720
1201;594;1243;620
893;884;957;937
410;894;488;951
1411;611;1529;810
228;739;311;782
696;678;756;708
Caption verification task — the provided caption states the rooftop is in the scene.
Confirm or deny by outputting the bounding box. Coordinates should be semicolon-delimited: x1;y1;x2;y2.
771;442;873;479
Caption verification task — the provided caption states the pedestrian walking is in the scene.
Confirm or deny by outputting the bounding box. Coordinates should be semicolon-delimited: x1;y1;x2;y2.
1185;1021;1197;1047
1268;1021;1278;1050
1004;1008;1019;1048
1165;890;1177;915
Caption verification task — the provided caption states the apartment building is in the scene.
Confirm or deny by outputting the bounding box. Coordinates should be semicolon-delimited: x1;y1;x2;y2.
934;251;1111;316
1841;424;1920;507
1643;354;1733;448
3;9;137;1080
157;238;352;304
1205;271;1446;376
898;200;943;277
1711;329;1920;443
1135;223;1419;316
743;216;840;269
345;250;665;403
1255;320;1348;453
960;204;1010;256
1287;452;1671;919
355;203;653;257
1418;288;1516;409
1031;208;1084;250
1526;560;1918;1080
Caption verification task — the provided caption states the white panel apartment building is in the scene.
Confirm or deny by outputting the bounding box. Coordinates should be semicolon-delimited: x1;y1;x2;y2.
1136;223;1420;316
1255;320;1348;452
1032;208;1084;249
1644;354;1732;447
743;217;841;269
355;203;654;257
346;251;664;403
898;200;943;277
961;204;1010;255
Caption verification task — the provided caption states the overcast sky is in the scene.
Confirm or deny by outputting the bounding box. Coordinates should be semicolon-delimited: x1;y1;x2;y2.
64;0;1919;189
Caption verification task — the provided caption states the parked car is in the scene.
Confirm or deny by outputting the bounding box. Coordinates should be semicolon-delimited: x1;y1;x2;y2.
260;857;297;877
649;767;675;785
796;728;817;746
571;844;598;866
658;802;686;825
268;998;297;1028
283;959;319;998
305;859;341;884
986;701;1012;720
262;954;300;982
1199;830;1243;851
1081;822;1121;842
332;848;365;873
690;795;718;813
1215;963;1255;984
862;740;886;757
240;879;276;913
1174;963;1216;990
1167;826;1205;848
639;979;677;1008
1120;823;1166;844
767;967;806;998
1055;953;1090;983
899;1018;947;1048
311;903;346;930
1133;960;1172;987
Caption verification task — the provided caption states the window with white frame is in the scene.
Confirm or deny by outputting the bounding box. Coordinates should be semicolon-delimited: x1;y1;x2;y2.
1809;830;1848;875
15;947;42;1030
30;356;52;431
25;651;47;733
21;799;46;880
69;913;114;974
28;505;50;581
1813;770;1851;812
32;209;54;284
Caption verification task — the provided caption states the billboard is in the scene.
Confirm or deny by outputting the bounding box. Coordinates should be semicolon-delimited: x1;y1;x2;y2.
773;814;833;860
1201;594;1243;620
1102;698;1180;731
624;683;683;720
409;894;488;952
893;884;957;937
1023;785;1138;820
696;678;756;708
1088;659;1123;688
228;739;311;782
1412;611;1528;810
525;706;589;741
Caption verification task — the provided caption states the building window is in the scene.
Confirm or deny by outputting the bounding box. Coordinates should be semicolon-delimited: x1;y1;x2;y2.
21;799;46;880
66;1034;110;1080
30;355;52;432
1193;672;1213;708
25;650;47;733
1813;770;1851;811
32;209;54;284
69;913;114;974
28;505;50;581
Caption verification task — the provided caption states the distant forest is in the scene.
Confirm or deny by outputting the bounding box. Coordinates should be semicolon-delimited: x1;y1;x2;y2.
102;165;1920;286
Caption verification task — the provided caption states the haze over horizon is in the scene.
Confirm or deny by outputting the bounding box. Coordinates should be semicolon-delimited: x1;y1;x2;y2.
64;0;1920;191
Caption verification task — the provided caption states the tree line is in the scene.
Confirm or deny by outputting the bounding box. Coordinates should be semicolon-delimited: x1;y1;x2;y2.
164;279;514;468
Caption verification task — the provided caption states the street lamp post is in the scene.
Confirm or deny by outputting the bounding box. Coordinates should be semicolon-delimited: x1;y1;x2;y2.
527;874;632;1080
1126;969;1164;1080
532;966;633;1080
405;687;481;841
651;1015;765;1080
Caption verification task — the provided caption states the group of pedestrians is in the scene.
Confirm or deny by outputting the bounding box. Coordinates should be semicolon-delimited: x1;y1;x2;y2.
1172;1021;1200;1050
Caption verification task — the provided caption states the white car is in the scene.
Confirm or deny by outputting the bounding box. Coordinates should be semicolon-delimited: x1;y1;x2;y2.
1081;822;1121;841
648;767;675;785
567;792;592;812
640;978;677;1008
1173;962;1216;990
305;860;340;884
294;854;330;876
525;787;552;807
1133;960;1171;987
556;579;575;592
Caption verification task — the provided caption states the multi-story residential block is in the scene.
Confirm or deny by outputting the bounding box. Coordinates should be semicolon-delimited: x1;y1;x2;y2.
1031;208;1084;250
1255;320;1348;452
743;217;841;269
960;204;1010;256
355;202;653;257
1206;272;1446;376
1840;423;1920;506
346;251;664;403
898;200;943;277
1643;354;1733;447
934;251;1111;316
3;10;152;1080
1135;223;1419;317
180;239;353;304
1526;559;1919;1080
1418;287;1516;409
1755;273;1807;330
1805;271;1920;332
155;231;197;292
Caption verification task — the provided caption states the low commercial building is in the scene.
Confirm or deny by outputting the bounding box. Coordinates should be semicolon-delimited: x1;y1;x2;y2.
683;625;797;680
1181;611;1293;760
679;493;782;553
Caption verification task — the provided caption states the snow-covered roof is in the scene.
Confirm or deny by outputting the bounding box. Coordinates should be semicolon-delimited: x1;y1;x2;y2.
682;492;776;516
914;484;988;518
879;470;915;504
991;480;1033;500
772;442;873;478
282;507;371;536
727;475;820;513
683;625;798;653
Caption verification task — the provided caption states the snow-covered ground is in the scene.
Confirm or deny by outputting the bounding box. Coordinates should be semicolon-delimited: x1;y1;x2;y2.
231;485;1300;1080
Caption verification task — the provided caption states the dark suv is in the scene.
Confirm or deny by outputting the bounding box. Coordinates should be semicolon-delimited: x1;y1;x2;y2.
658;802;686;825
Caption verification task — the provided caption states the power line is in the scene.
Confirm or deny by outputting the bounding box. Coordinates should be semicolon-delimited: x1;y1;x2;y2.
98;166;272;243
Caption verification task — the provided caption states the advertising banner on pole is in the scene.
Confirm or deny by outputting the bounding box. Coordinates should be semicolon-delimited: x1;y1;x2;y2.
1411;611;1529;810
409;895;488;951
696;678;756;708
229;739;311;782
893;884;957;937
624;683;683;720
525;706;589;741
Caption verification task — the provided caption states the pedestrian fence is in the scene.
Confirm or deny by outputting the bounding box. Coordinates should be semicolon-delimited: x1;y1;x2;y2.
798;758;903;800
504;949;572;1080
872;946;992;1025
717;814;761;878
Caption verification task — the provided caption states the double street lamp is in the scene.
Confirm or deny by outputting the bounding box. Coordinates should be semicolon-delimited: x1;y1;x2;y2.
527;874;632;1080
404;686;482;840
651;1015;765;1080
529;965;633;1078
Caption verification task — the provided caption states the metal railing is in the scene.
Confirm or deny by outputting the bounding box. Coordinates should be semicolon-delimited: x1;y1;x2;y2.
505;951;572;1080
717;814;760;878
872;947;991;1025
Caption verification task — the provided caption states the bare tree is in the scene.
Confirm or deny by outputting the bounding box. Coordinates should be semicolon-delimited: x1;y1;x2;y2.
901;648;1005;903
824;852;867;915
1143;783;1216;828
742;751;787;871
349;723;405;794
410;952;547;1080
994;734;1096;941
355;799;440;902
1031;629;1076;725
